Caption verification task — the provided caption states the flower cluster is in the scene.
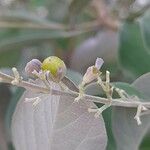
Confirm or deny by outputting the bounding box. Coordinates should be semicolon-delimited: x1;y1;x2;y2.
0;56;149;125
25;56;67;84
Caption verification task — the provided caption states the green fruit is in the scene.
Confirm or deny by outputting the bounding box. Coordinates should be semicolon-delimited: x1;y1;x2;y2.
41;56;66;80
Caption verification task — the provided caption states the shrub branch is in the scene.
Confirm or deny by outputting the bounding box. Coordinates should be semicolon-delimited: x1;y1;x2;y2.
0;71;150;109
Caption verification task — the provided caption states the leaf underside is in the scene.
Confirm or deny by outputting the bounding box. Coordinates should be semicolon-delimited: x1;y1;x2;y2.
11;80;107;150
112;73;150;150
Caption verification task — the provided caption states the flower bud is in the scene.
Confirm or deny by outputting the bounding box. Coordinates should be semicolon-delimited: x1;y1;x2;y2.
95;58;104;70
82;66;98;84
41;56;66;82
25;59;42;77
82;58;104;85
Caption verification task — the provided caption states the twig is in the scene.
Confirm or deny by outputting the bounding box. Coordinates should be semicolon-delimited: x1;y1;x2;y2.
134;104;142;125
0;20;100;32
92;0;120;31
126;3;150;21
0;71;150;108
0;21;65;30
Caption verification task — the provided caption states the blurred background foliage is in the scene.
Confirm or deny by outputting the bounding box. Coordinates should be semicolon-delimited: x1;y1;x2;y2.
0;0;149;149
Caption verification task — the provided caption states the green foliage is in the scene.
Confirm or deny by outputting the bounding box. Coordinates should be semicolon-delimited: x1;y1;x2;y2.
112;82;147;99
140;12;150;50
0;0;149;149
119;22;150;77
112;73;150;150
102;107;116;150
0;49;21;68
5;88;24;137
69;0;90;22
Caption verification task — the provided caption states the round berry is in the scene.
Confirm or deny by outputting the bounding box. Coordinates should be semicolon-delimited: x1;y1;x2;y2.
41;56;66;81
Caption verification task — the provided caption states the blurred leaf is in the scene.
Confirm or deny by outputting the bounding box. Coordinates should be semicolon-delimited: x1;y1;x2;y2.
66;69;82;86
119;22;150;77
11;80;107;150
0;84;12;115
85;82;103;96
0;29;19;40
8;143;15;150
62;76;79;92
5;88;24;140
0;30;87;52
140;12;150;51
112;107;150;150
62;69;83;92
132;72;150;99
112;73;150;150
69;0;90;14
102;107;116;150
70;31;119;75
0;124;7;150
112;82;147;99
0;49;21;68
0;29;21;68
47;0;71;21
55;38;70;51
94;94;117;150
0;9;56;24
29;0;48;8
69;0;90;22
0;84;12;150
140;131;150;150
95;103;116;150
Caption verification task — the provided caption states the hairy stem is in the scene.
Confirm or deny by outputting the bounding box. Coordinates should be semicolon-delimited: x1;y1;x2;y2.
0;71;150;108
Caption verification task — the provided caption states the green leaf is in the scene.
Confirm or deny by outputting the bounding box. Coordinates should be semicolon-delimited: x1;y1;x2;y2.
119;22;150;77
0;30;87;52
140;131;150;150
61;70;83;92
85;82;103;96
0;9;57;24
140;12;150;51
112;82;147;99
5;88;24;139
112;107;150;150
0;83;12;150
0;49;21;68
132;72;150;99
66;69;82;86
47;0;71;21
112;73;150;150
102;107;116;150
0;29;22;67
95;103;117;150
69;0;90;21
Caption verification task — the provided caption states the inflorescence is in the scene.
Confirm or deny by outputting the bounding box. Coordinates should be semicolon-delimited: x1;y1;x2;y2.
0;56;149;125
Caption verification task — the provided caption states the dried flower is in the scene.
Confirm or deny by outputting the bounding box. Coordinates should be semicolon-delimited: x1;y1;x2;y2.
25;59;42;77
